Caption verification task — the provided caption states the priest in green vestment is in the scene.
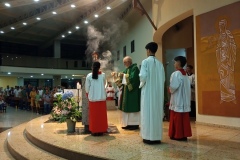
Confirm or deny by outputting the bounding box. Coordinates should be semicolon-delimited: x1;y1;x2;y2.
112;56;140;130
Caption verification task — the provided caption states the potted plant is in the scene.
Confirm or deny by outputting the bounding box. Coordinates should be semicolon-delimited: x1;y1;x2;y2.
50;91;82;133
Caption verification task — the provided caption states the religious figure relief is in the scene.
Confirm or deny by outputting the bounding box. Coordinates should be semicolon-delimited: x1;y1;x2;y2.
216;19;237;104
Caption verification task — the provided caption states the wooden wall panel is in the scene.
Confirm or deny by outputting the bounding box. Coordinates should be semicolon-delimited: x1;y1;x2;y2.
196;1;240;117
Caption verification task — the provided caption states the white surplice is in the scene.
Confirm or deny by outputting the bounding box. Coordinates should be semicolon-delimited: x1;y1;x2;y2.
169;71;191;112
85;73;106;102
139;56;165;141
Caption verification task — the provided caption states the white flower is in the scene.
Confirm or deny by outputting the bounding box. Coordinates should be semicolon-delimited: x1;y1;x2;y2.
54;92;62;98
61;110;70;115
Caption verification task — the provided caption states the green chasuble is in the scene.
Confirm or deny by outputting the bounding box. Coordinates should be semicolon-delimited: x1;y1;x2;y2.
119;63;140;112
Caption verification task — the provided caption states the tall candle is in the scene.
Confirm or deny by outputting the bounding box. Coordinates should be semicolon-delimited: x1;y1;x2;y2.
77;82;81;89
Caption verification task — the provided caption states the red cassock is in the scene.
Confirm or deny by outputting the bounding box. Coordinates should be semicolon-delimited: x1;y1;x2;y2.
89;101;108;133
168;110;192;139
106;97;114;100
106;87;115;100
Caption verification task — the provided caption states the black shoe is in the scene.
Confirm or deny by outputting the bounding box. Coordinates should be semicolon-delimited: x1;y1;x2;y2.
180;137;187;141
170;137;187;141
143;139;161;145
128;126;139;130
91;133;98;136
98;133;104;136
143;139;150;144
121;126;130;129
150;140;161;144
83;130;91;134
122;125;139;130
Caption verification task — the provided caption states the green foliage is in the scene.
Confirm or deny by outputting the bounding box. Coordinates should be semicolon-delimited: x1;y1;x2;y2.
50;91;82;123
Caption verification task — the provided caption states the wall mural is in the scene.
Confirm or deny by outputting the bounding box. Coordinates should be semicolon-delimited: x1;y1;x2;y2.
216;19;237;104
196;1;240;117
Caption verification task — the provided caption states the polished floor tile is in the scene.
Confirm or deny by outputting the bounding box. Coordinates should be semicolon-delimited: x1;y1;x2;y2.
0;107;39;128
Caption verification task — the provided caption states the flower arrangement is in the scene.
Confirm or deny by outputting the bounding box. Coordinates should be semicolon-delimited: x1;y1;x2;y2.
50;91;82;123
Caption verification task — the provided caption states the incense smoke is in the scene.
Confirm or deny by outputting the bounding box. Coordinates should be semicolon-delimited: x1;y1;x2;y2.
85;18;128;77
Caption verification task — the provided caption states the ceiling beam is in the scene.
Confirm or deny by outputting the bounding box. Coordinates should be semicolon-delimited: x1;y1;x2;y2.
119;2;133;19
133;0;157;30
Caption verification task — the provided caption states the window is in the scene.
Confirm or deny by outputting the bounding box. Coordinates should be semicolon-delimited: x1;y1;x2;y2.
74;61;78;67
131;40;135;53
123;46;126;57
117;50;120;61
66;61;68;69
82;60;86;67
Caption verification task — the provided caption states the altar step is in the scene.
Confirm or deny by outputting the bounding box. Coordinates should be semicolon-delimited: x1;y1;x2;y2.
4;118;108;160
5;122;65;160
0;130;15;160
24;122;107;160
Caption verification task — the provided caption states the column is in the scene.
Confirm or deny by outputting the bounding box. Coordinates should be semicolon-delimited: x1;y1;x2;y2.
54;40;61;58
38;79;45;87
17;77;24;86
53;75;61;87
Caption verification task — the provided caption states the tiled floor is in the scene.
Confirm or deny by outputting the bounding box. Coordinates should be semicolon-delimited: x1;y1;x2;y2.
1;106;240;160
0;107;41;159
0;107;39;130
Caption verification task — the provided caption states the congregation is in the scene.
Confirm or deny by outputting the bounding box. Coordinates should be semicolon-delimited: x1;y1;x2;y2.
0;85;63;114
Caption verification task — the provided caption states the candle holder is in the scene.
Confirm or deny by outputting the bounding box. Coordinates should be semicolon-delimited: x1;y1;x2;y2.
76;82;82;121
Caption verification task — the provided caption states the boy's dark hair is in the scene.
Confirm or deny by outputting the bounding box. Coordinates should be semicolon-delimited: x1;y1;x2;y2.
145;42;158;54
187;64;193;69
174;56;187;68
92;61;101;79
